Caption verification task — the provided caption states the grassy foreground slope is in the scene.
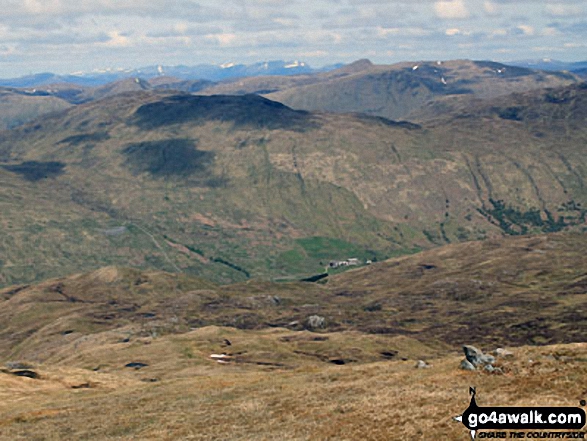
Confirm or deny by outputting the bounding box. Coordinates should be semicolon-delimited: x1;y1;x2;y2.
0;232;586;440
0;84;586;285
1;343;585;440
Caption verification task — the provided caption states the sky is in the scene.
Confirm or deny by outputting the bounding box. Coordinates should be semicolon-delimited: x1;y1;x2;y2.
0;0;586;78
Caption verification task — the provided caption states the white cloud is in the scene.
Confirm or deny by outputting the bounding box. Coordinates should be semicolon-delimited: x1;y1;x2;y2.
377;27;400;37
174;22;189;35
0;0;585;78
517;24;534;36
445;27;471;36
531;46;565;53
490;28;507;37
205;32;237;46
545;4;582;17
273;17;298;27
434;0;469;19
1;0;207;19
0;44;17;55
377;27;430;37
101;31;131;48
297;50;328;58
483;1;499;16
541;27;558;37
563;42;586;48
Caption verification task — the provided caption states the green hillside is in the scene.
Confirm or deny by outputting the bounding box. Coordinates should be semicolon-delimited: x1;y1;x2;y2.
0;85;586;285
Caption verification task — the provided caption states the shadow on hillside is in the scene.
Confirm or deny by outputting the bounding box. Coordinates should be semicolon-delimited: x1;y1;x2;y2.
131;94;320;132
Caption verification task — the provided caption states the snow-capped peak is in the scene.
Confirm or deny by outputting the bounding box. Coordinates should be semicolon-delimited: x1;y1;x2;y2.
285;60;305;69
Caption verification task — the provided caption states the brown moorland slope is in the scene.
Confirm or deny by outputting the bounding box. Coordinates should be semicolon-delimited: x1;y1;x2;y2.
1;232;586;365
0;342;585;440
0;232;586;440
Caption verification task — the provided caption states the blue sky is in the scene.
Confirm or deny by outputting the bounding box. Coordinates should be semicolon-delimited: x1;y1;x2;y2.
0;0;585;77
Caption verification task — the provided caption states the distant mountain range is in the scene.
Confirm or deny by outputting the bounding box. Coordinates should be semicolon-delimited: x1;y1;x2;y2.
507;58;587;74
0;60;343;88
1;59;585;90
2;58;582;132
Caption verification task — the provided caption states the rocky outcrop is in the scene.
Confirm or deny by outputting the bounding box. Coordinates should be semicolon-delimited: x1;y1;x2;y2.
460;345;509;373
463;345;496;366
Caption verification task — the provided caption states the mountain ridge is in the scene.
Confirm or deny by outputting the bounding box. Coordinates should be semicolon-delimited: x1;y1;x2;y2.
1;58;582;131
0;59;333;88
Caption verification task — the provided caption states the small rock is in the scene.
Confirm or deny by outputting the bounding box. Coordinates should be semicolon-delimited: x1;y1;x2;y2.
125;362;148;370
460;359;476;371
484;364;495;373
416;360;430;369
494;348;514;358
306;315;325;330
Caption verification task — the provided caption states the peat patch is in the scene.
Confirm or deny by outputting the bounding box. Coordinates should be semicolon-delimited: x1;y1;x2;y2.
2;161;65;181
